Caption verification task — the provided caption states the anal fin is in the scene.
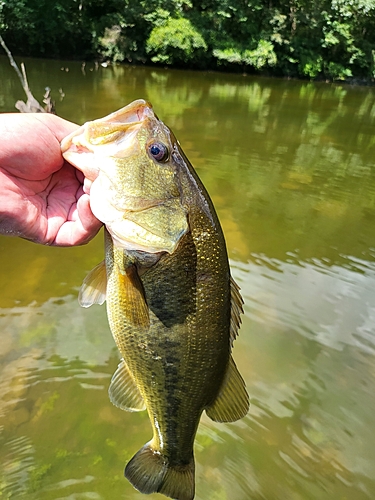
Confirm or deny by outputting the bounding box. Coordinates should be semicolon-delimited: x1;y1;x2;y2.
206;356;249;422
109;359;146;412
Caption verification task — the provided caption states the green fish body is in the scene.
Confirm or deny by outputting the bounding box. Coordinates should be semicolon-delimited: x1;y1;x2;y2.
61;100;249;500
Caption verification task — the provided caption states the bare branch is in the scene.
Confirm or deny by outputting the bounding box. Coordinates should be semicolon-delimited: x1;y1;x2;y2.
0;35;48;113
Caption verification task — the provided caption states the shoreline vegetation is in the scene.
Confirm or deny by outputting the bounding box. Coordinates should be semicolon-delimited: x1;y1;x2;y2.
1;1;375;83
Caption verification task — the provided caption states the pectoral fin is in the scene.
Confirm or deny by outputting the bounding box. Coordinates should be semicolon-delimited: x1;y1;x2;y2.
78;260;107;307
109;359;146;412
206;356;249;422
118;264;150;328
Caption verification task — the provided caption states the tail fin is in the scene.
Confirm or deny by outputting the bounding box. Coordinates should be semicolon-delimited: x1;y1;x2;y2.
125;443;195;500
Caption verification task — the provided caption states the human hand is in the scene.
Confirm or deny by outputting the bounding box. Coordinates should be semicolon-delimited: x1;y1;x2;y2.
0;113;102;246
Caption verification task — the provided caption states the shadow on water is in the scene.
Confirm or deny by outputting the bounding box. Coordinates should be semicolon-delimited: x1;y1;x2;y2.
1;55;375;499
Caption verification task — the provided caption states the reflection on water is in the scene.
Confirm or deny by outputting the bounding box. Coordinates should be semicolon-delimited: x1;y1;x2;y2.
232;256;375;498
235;253;375;351
1;55;375;499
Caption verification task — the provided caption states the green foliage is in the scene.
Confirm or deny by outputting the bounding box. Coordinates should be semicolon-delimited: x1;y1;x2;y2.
146;17;207;65
299;54;324;79
0;1;5;30
1;0;140;59
98;25;126;62
214;40;277;70
1;0;375;80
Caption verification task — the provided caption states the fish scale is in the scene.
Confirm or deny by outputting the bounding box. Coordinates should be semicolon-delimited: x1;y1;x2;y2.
61;99;249;500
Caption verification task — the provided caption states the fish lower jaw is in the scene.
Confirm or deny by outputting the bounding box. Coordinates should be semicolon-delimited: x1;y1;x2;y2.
108;230;171;254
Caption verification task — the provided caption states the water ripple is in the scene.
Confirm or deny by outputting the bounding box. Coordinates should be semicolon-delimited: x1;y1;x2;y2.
231;252;375;353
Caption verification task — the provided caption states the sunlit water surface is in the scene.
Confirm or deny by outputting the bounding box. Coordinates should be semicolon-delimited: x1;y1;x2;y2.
1;56;375;499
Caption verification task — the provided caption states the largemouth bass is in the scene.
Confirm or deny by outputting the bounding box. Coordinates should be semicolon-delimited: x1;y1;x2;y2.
61;100;249;500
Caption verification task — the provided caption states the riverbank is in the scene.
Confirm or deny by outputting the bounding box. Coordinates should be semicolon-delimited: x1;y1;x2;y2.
1;1;375;83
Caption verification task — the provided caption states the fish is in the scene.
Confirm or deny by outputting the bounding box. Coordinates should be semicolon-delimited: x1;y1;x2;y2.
61;99;249;500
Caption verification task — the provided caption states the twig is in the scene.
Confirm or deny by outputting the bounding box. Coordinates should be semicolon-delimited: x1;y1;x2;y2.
0;35;50;113
0;35;25;83
43;87;56;114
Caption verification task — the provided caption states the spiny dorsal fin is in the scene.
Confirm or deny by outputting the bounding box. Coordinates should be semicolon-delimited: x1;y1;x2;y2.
109;359;146;412
118;264;150;329
230;276;244;347
205;356;249;422
78;260;107;308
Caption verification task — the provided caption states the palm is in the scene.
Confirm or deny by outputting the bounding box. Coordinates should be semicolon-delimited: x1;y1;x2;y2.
0;113;102;246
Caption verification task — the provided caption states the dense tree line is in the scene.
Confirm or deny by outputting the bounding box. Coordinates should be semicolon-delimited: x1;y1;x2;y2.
1;0;375;80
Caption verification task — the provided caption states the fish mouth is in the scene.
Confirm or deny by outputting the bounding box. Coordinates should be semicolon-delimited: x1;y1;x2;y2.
61;99;155;150
95;99;155;126
61;100;155;180
61;99;154;150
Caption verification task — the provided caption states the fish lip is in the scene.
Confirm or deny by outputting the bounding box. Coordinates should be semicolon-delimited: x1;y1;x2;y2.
98;99;154;124
60;99;155;154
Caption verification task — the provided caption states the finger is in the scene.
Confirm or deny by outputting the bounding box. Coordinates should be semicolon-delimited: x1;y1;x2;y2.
52;194;102;246
35;114;79;142
77;193;102;235
62;149;100;182
0;114;80;179
83;177;93;194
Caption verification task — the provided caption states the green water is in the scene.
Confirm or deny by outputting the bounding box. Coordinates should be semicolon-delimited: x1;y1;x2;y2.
1;55;375;499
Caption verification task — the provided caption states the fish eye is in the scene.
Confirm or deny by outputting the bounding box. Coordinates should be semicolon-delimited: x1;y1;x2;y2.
148;142;169;162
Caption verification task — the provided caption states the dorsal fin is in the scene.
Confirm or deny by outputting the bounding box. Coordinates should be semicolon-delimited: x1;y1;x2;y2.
78;260;107;308
230;276;244;347
205;356;249;422
109;359;146;412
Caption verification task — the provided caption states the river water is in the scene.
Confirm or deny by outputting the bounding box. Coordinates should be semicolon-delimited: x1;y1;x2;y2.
1;55;375;499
